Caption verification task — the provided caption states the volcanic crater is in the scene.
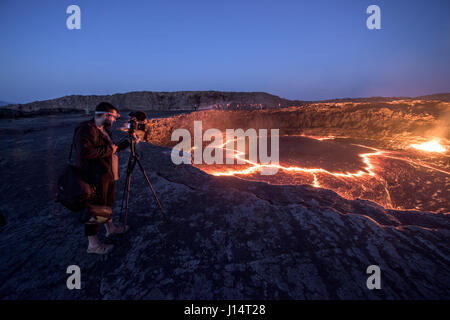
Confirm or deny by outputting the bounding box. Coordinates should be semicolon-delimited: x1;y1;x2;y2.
144;100;450;214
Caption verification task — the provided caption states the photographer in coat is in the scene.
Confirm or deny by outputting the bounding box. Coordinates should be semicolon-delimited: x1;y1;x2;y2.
74;102;130;254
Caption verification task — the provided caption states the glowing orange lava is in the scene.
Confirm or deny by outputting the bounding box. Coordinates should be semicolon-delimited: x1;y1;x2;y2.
410;140;446;153
206;138;381;189
189;135;449;212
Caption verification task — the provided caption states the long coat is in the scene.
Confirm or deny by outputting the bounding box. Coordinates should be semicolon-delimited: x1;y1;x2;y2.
74;119;128;185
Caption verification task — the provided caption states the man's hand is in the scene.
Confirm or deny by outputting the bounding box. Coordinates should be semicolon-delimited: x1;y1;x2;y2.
132;132;143;143
112;145;118;153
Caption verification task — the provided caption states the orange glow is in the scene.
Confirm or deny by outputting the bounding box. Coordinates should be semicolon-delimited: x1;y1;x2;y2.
410;140;446;153
199;136;449;189
185;134;449;211
206;137;382;189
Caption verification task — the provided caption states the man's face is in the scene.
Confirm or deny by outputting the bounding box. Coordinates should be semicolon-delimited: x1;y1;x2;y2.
95;110;119;127
103;110;119;127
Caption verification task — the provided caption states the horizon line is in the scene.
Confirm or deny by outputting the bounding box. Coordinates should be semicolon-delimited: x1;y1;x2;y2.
3;89;450;106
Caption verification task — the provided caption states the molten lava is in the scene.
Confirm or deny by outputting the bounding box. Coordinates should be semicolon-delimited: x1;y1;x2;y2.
208;139;380;185
192;135;450;213
410;140;446;153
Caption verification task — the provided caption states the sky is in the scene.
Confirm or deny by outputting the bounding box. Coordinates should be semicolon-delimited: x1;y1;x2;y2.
0;0;449;103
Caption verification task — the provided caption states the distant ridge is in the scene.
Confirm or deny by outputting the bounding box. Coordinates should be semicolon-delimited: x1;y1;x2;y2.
1;90;449;118
415;93;450;102
317;93;450;103
0;100;14;107
0;91;305;118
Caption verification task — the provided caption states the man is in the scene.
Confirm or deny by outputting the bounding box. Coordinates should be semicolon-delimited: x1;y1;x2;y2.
74;102;129;254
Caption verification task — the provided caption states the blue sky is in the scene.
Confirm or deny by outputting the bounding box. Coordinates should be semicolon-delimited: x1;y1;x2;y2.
0;0;449;103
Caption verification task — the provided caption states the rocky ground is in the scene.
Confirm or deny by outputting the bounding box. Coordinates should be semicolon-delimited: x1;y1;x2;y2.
0;113;449;299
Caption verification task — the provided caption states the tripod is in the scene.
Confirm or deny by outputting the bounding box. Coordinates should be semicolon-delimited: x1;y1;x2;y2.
119;135;166;226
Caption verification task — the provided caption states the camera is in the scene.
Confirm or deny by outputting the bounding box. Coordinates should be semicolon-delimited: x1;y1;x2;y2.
127;111;148;134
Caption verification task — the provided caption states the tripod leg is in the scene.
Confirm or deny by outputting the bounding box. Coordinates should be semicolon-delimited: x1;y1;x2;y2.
134;156;166;218
124;158;137;225
120;156;136;225
119;158;132;222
